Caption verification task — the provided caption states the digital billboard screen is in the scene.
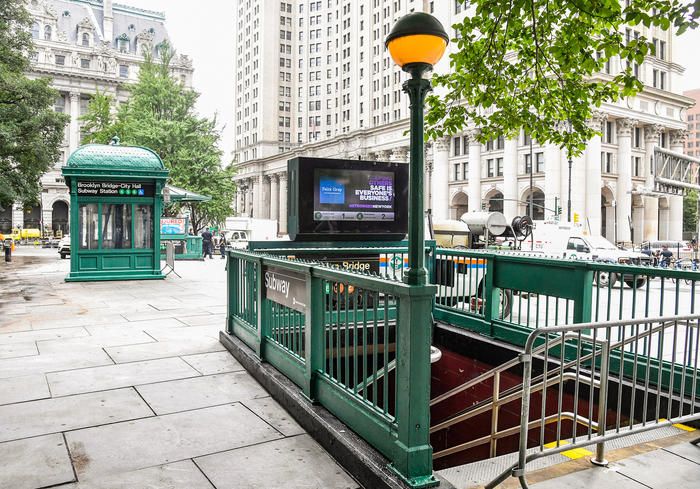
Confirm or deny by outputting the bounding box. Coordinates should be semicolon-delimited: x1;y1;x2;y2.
314;169;395;222
287;157;408;241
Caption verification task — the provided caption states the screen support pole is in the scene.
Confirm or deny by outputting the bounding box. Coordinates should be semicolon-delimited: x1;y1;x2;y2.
402;63;432;286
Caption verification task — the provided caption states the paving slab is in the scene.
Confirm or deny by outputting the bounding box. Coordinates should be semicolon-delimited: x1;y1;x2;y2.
37;330;155;354
0;325;88;344
56;460;214;489
243;396;306;437
195;434;359;489
181;351;245;375
0;341;38;359
83;317;188;334
104;337;225;363
663;441;700;464
530;467;646;488
136;371;268;414
0;433;75;489
144;324;222;341
614;445;700;488
121;308;212;322
0;348;113;379
0;388;153;442
178;313;226;326
0;373;50;405
66;403;283;478
47;357;201;397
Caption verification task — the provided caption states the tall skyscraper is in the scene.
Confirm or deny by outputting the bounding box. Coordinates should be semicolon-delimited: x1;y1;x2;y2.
233;1;691;244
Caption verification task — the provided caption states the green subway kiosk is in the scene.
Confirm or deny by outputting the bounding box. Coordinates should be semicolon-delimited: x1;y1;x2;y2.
62;143;169;282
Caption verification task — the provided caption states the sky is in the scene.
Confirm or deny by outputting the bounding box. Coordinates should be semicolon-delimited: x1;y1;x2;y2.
131;1;700;161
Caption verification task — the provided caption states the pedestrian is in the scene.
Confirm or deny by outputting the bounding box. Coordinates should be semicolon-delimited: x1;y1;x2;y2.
219;231;227;259
660;245;673;268
201;227;213;259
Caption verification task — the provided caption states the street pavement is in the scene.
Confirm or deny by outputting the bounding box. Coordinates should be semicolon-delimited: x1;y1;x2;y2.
0;247;359;489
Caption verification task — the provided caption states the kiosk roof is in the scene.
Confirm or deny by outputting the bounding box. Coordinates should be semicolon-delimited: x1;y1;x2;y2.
67;144;165;171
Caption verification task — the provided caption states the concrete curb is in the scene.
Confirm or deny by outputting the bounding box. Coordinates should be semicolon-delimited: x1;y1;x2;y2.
219;331;455;489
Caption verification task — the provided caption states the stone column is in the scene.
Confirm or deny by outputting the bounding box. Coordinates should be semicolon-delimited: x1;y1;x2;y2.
69;92;80;154
616;118;637;243
392;146;409;163
12;203;24;229
643;124;663;241
544;143;561;218
260;175;271;219
431;137;450;221
502;137;518;220
585;112;606;234
251;176;261;218
278;173;288;235
669;129;688;240
270;174;279;223
377;149;392;162
246;182;254;217
467;129;482;212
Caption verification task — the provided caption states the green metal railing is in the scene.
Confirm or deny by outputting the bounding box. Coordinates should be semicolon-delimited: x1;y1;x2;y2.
226;249;438;488
432;249;700;350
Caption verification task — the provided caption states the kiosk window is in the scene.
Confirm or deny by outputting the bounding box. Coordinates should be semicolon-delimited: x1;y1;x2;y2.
79;204;98;249
102;204;132;249
134;205;153;248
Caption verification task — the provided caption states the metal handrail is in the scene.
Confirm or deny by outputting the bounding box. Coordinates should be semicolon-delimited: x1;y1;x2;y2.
485;314;700;489
433;412;598;460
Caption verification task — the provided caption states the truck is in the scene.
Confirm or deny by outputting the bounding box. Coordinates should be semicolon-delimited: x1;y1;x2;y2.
223;217;279;249
522;220;651;287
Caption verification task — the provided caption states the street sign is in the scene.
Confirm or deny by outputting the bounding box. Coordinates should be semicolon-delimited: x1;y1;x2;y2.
263;266;307;313
76;181;154;197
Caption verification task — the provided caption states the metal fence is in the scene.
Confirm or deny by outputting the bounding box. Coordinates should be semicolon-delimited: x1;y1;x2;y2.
485;314;700;489
432;249;700;349
226;249;438;489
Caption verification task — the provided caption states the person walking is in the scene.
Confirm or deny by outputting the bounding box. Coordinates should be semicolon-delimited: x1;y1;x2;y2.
201;227;213;259
219;231;227;259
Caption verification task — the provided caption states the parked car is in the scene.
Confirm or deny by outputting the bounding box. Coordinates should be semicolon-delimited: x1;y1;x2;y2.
58;235;70;259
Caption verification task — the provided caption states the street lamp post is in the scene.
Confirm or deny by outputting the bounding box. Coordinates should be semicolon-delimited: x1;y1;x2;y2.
386;13;448;286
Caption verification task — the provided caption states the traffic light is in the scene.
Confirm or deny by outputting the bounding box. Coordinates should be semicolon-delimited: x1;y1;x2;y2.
573;213;580;224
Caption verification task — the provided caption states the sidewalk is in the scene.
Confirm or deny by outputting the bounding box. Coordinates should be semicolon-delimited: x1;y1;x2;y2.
0;248;359;489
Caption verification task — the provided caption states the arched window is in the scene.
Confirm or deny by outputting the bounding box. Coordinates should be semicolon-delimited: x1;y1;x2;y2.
31;22;40;39
82;33;90;47
44;25;52;40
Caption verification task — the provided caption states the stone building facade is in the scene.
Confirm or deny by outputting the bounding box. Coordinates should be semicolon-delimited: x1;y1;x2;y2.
1;0;192;234
233;1;692;243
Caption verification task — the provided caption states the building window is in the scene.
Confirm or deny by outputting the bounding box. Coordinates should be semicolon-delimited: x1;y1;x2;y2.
82;33;90;47
31;22;40;39
118;38;129;53
601;152;614;173
633;156;642;177
453;137;461;156
119;65;129;78
80;58;90;69
55;55;65;66
496;157;503;176
487;158;494;177
453;164;460;181
44;25;52;40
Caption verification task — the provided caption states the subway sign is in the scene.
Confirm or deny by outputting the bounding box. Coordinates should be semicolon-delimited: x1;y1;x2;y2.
77;181;155;197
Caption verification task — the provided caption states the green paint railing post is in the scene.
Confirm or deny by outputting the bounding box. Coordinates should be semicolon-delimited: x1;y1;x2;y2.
254;256;266;360
227;252;237;335
391;283;439;488
573;264;593;324
483;254;501;335
303;273;325;401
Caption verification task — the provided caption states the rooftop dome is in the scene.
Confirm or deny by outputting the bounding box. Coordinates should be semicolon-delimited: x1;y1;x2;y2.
66;144;165;171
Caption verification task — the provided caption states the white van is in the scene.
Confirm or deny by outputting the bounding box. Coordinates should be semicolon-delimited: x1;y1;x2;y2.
524;221;651;287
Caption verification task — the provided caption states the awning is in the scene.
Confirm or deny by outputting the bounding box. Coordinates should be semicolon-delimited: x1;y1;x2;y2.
164;184;212;203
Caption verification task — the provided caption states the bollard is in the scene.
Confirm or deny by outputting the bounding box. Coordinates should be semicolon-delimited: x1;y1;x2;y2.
4;241;11;263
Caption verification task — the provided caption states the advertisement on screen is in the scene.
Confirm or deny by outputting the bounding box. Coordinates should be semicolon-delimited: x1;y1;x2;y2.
286;157;408;241
314;169;395;222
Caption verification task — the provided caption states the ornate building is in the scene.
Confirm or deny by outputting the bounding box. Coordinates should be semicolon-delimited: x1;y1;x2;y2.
1;0;192;234
233;1;692;243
